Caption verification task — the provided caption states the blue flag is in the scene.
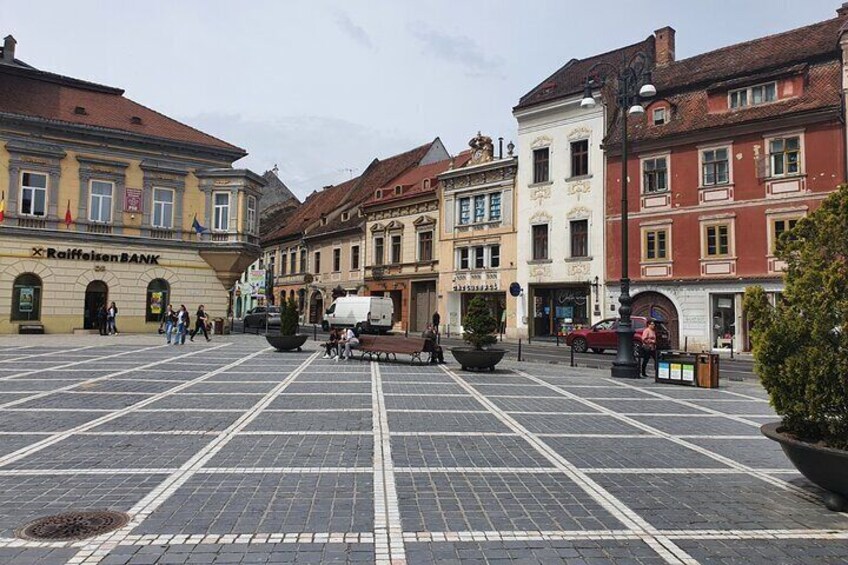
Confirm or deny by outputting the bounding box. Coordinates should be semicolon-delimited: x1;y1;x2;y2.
192;214;207;234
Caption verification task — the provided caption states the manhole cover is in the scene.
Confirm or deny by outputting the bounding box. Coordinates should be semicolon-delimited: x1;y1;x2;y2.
16;511;130;541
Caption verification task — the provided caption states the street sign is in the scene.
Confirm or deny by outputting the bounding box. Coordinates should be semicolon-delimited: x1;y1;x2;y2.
509;282;522;297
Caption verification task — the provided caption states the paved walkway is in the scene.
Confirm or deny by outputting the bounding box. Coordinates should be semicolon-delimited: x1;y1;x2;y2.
0;335;844;564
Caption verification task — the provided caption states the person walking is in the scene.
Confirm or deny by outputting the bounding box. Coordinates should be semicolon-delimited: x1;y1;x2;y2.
160;305;176;344
107;302;119;335
432;311;441;335
190;305;211;342
422;323;444;364
175;305;189;345
640;320;658;378
337;327;359;361
97;304;108;336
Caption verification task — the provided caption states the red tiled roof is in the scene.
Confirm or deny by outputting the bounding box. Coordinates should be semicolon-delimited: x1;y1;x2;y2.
514;37;655;111
0;65;244;155
363;152;472;208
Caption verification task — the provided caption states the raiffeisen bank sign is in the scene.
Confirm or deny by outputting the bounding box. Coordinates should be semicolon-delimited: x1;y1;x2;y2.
31;247;161;265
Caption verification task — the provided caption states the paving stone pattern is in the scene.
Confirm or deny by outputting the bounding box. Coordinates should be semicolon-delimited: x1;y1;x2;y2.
0;335;843;564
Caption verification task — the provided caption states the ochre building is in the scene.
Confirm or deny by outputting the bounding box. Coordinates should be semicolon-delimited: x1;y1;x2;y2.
0;36;263;334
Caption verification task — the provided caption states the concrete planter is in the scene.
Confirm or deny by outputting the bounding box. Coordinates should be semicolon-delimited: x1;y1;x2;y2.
265;334;308;352
761;422;848;511
450;347;506;372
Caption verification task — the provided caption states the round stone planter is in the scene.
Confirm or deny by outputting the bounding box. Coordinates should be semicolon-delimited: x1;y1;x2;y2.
265;334;309;352
761;422;848;511
450;347;506;372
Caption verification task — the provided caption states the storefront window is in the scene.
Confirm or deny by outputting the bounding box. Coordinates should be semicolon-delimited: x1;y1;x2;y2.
532;286;589;337
11;273;42;321
146;279;170;322
712;293;736;349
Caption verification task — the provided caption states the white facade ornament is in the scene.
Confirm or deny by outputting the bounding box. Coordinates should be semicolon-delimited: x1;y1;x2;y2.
530;265;551;279
530;185;551;202
567;205;592;219
567;262;591;276
530;210;552;224
567;180;592;195
530;135;553;149
567;125;592;140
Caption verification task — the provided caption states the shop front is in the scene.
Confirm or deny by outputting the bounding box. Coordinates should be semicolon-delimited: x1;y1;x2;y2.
529;284;591;337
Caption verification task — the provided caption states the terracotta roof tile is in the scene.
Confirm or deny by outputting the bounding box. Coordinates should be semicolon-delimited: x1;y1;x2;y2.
363;152;473;208
0;66;243;155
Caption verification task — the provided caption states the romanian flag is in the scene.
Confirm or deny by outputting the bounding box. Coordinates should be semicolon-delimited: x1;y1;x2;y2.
192;214;207;234
64;200;72;227
0;191;5;223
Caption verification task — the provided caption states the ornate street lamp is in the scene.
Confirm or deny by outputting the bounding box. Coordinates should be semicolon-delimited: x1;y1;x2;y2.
579;52;655;378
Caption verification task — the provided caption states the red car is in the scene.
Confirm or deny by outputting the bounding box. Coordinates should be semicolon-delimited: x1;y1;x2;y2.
565;316;670;354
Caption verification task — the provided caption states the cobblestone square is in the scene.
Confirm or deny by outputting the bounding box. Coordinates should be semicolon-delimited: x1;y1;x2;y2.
0;335;844;564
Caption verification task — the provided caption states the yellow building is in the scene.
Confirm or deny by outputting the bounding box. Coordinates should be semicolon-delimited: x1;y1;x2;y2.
437;133;519;338
0;36;262;334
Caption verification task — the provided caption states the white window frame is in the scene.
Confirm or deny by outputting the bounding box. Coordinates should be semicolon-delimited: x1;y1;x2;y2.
350;244;360;271
652;107;667;125
640;154;670;194
152;187;175;229
213;191;230;232
246;195;257;234
417;230;434;262
458;197;471;225
488;192;502;221
473;194;486;223
458;247;470;270
764;131;804;178
373;236;385;266
698;143;733;187
19;170;48;217
89;179;114;224
729;81;777;109
390;234;402;264
332;247;341;272
490;244;501;268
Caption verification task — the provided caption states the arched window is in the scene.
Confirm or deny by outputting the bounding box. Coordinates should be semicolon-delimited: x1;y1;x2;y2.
11;273;42;321
145;278;170;322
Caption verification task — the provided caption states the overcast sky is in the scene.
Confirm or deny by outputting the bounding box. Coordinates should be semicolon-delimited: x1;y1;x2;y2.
2;0;840;199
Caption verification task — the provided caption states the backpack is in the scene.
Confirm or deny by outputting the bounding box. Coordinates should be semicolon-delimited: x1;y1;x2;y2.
351;325;361;338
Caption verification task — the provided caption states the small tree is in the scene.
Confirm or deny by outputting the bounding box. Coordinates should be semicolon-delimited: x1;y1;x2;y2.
280;297;300;336
745;183;848;450
462;295;498;350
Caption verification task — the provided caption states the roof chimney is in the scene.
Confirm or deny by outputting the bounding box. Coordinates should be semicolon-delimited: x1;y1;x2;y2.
2;35;16;63
839;2;848;16
654;27;675;66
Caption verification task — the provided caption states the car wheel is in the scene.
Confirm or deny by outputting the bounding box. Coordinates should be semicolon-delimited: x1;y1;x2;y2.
590;348;605;354
572;337;588;353
242;320;247;333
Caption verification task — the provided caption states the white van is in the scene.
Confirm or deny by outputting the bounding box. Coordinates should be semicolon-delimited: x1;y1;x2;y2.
323;296;394;333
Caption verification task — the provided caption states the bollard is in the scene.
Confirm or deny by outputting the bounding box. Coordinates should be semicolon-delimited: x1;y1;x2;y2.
405;328;408;338
528;333;531;345
730;337;734;360
684;336;688;352
556;334;560;347
570;343;575;367
313;324;317;341
517;339;522;362
446;325;450;339
654;348;659;379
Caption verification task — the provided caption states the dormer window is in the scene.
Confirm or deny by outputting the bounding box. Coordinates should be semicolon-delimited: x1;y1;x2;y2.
341;211;350;222
652;107;667;125
394;185;402;195
375;189;382;199
321;216;327;226
729;82;776;109
423;179;431;190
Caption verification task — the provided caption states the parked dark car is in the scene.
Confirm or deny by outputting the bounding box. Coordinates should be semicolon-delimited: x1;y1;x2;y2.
565;316;671;354
242;306;280;330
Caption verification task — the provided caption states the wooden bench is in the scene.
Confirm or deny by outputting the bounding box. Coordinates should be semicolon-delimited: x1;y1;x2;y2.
358;335;432;364
18;323;44;335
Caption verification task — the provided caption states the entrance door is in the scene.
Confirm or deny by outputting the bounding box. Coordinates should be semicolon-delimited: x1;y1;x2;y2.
84;281;108;330
411;281;437;333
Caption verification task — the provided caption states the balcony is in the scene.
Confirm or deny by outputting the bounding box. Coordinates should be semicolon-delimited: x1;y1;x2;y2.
16;217;47;229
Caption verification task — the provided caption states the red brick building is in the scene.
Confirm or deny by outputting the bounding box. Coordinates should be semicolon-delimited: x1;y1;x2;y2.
604;9;848;352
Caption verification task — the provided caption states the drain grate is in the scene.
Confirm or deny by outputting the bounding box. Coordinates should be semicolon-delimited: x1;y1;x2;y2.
16;511;130;541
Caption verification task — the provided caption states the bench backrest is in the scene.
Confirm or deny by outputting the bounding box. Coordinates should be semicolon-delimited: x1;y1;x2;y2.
361;335;428;354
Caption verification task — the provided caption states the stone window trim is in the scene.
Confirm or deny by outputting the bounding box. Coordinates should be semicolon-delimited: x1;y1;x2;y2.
640;224;672;262
77;156;128;234
6;140;65;226
765;206;807;256
696;141;734;189
140;161;187;236
569;138;590;178
699;214;736;259
350;243;361;272
639;151;671;195
762;129;805;179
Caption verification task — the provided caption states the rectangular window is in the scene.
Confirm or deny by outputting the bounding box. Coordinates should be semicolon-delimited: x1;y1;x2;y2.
533;147;549;183
769;136;800;177
313;251;321;273
489;192;501;221
351;245;360;270
702;148;729;186
289;251;296;274
458;248;469;270
390;234;402;264
246;195;257;233
89;180;113;224
772;217;799;253
299;249;307;273
333;248;341;272
570;139;589;177
20;171;48;217
374;237;384;266
152;187;174;229
280;253;287;275
473;194;486;223
213;192;230;231
642;157;668;193
490;244;501;268
652;107;667;125
730;82;777;109
474;246;485;269
458;197;470;225
570;219;589;258
705;224;730;257
644;228;668;260
418;231;433;261
532;224;548;260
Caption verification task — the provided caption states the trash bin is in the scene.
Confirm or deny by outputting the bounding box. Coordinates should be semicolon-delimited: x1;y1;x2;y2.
696;353;720;388
656;351;697;386
213;318;225;335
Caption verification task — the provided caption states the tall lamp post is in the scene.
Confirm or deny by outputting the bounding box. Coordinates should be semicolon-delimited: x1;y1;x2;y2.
580;53;655;379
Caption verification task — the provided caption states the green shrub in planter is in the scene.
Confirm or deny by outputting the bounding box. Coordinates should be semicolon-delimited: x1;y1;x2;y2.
280;297;300;336
744;183;848;450
462;295;498;350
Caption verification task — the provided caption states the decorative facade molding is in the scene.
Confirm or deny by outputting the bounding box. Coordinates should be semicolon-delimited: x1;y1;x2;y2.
567;205;592;219
530;135;553;149
530;185;551;202
567;125;592;140
567;180;592;195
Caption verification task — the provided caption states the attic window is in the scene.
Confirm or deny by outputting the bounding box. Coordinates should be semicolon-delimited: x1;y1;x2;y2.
130;116;143;125
341;211;350;222
375;189;382;199
394;185;402;195
321;216;328;226
73;106;87;115
423;179;431;189
652;107;667;126
729;82;777;109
